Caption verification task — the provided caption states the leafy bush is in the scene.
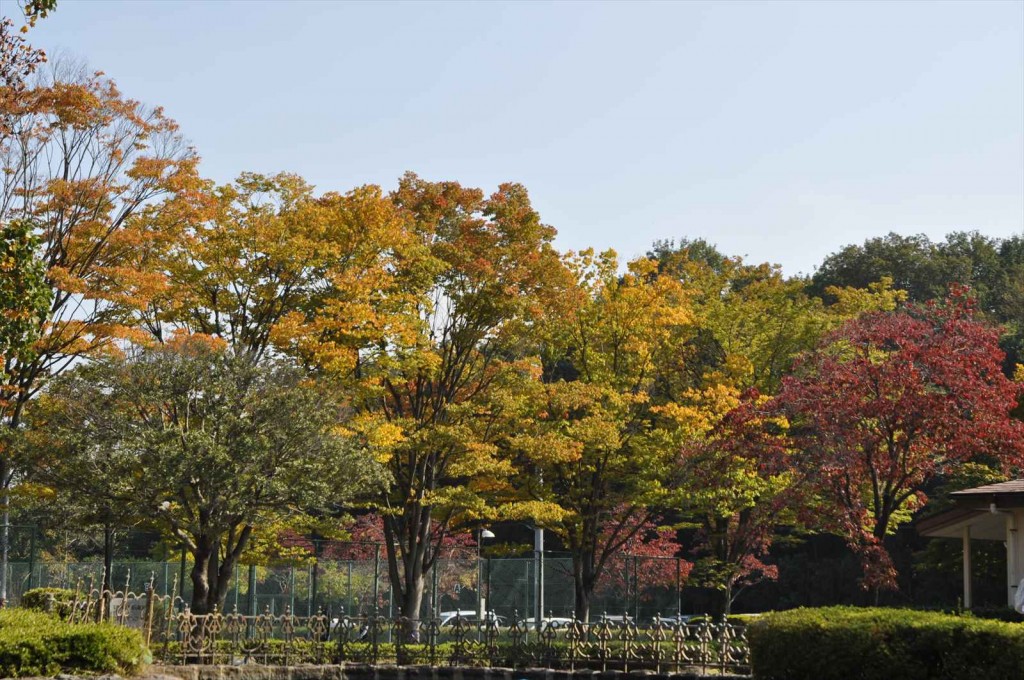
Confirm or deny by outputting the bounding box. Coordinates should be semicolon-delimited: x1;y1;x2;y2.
21;587;77;618
965;607;1024;623
0;609;146;677
749;606;1024;680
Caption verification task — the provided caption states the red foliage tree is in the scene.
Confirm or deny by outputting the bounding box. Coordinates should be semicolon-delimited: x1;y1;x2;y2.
325;514;477;606
677;392;794;614
776;290;1024;589
591;512;689;610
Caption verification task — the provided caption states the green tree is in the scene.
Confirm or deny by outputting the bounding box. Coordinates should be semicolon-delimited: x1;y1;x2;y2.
0;219;48;388
32;338;384;613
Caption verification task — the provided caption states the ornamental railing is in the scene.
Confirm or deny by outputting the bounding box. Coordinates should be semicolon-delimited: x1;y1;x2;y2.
48;574;750;676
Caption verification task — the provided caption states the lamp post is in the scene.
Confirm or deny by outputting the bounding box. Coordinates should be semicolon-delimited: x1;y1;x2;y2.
534;525;544;631
477;528;494;618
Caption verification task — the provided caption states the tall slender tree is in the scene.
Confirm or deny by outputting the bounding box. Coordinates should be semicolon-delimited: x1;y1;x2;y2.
0;43;201;596
342;173;566;622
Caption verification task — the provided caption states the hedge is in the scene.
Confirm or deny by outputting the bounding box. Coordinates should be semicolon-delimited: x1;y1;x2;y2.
0;608;147;677
21;587;77;618
748;606;1024;680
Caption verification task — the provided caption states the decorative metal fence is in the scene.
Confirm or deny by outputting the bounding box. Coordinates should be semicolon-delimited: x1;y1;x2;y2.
47;574;750;676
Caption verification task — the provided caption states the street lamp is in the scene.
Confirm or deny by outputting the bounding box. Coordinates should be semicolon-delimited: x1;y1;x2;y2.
477;528;494;618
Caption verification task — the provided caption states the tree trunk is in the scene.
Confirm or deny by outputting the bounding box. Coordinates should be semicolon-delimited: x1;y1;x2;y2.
189;533;250;615
401;571;426;620
572;552;595;623
102;524;114;594
190;540;214;614
384;509;431;625
721;581;733;617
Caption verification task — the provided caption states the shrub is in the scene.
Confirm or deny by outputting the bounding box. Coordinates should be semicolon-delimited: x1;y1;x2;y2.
966;607;1024;623
748;606;1024;680
0;609;146;677
21;587;77;618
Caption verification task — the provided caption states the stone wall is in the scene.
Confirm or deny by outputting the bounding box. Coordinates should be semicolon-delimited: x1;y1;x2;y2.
146;666;748;680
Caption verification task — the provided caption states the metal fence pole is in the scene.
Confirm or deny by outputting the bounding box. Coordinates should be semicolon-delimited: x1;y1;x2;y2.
289;565;295;614
633;556;639;621
27;526;36;591
431;557;438;618
248;563;257;615
676;557;682;616
179;547;186;607
372;545;380;611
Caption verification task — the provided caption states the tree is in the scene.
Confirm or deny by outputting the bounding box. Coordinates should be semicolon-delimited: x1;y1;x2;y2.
145;172;423;368
809;232;942;303
651;241;905;396
776;291;1024;589
32;337;384;613
327;173;567;623
589;512;686;612
676;392;795;614
503;251;692;622
0;219;48;386
0;51;201;599
26;366;143;593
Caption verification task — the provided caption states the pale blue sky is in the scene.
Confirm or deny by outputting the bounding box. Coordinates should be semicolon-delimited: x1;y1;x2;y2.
22;0;1024;275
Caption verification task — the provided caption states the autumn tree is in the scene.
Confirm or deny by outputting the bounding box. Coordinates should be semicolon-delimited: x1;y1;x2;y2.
776;291;1024;589
144;172;423;367
330;173;566;623
810;231;1024;371
650;240;905;395
676;393;794;614
589;512;686;612
649;239;906;611
31;338;384;613
0;42;200;599
502;251;692;622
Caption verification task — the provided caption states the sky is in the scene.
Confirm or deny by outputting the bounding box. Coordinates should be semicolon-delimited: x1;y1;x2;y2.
19;0;1024;276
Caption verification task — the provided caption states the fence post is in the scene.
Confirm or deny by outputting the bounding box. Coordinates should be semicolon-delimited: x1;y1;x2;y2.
346;560;352;613
27;526;36;591
633;556;639;621
289;565;295;615
372;544;380;611
248;563;257;615
144;577;156;648
178;547;186;608
431;557;438;618
676;557;682;616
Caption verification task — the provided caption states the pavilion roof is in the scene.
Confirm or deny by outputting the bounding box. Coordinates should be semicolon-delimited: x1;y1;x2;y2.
951;480;1024;496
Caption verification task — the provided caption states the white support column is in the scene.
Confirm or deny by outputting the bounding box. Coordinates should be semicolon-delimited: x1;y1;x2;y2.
1007;511;1018;609
962;525;972;610
1012;510;1024;610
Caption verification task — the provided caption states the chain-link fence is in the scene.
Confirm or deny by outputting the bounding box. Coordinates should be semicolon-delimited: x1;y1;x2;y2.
5;554;693;621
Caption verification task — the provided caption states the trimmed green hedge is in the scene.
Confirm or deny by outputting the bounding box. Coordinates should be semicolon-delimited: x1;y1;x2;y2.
749;606;1024;680
21;587;77;618
0;609;147;677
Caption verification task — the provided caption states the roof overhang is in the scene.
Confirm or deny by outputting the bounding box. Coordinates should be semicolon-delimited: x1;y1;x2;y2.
918;507;1008;540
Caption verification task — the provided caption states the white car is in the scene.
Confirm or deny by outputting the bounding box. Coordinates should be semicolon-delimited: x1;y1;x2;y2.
520;616;575;627
438;610;505;627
